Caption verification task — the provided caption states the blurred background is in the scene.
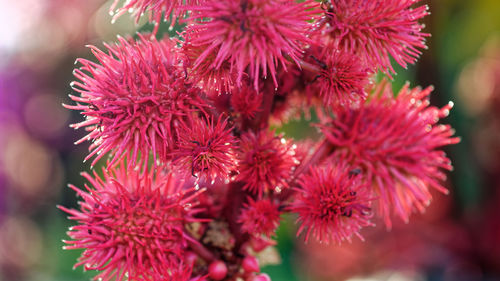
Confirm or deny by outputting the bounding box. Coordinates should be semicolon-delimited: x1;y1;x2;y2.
1;0;500;280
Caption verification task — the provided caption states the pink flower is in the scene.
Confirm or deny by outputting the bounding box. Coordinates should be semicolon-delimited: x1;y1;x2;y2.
184;0;318;90
110;0;200;33
238;197;281;237
230;85;263;119
171;116;237;182
236;130;298;197
58;163;205;281
290;162;373;244
306;46;370;107
66;35;209;168
317;0;430;75
319;80;460;228
182;30;237;95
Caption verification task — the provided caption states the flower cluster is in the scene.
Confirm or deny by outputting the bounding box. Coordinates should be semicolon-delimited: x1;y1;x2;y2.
66;34;208;168
61;0;458;280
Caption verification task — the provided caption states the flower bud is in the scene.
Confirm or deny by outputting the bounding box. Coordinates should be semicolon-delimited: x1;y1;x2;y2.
242;256;260;273
250;236;276;252
209;260;228;280
185;251;198;266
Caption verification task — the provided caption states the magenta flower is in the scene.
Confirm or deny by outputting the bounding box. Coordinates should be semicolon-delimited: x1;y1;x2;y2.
171;116;237;182
317;0;430;75
237;130;298;197
58;163;205;281
319;81;461;228
230;85;263;119
184;0;318;90
290;162;373;244
66;35;209;168
110;0;200;33
238;197;281;237
182;30;237;95
307;46;370;107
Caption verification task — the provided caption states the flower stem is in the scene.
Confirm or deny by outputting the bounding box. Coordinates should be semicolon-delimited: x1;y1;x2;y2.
186;234;216;262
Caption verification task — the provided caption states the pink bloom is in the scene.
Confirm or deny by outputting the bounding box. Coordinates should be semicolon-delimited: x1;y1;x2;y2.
58;163;205;281
238;197;281;237
290;162;373;244
237;130;298;197
230;85;263;118
184;0;318;90
307;46;370;107
66;35;209;168
182;30;237;95
319;81;460;228
110;0;200;34
317;0;430;75
171;116;237;182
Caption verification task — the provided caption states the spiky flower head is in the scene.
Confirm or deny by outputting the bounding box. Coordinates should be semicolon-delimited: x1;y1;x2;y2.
319;80;460;228
317;0;429;75
171;116;237;182
238;197;281;237
110;0;200;33
307;46;370;107
66;35;209;168
182;30;237;95
230;85;263;119
290;161;372;244
58;163;205;281
184;0;318;90
290;162;373;244
237;130;298;197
